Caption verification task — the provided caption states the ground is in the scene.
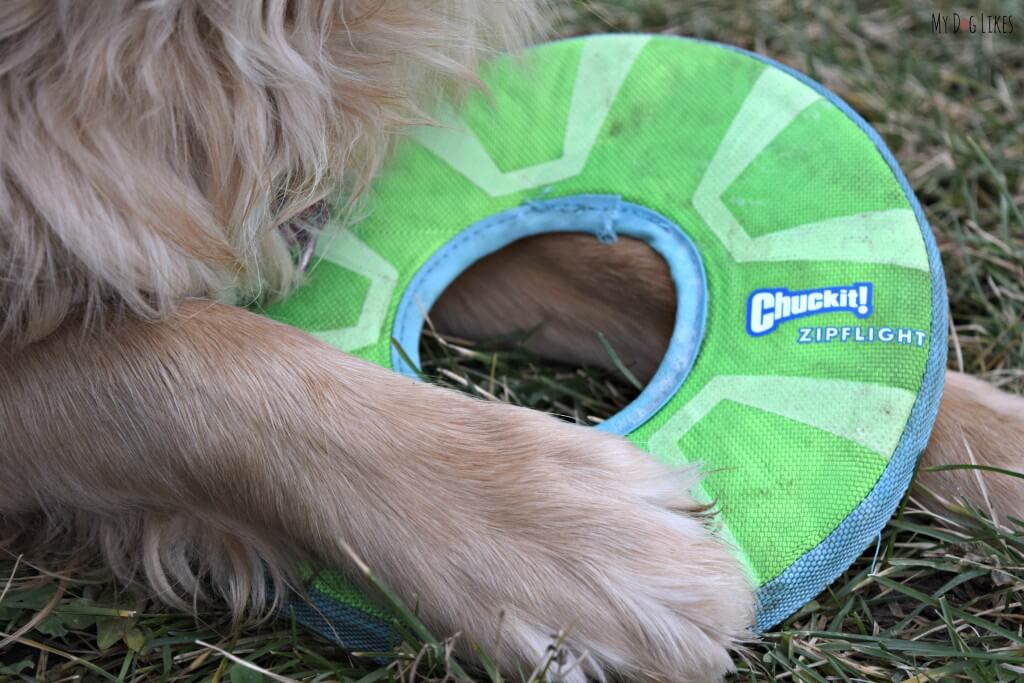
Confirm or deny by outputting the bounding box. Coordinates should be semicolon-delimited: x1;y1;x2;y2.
2;1;1022;681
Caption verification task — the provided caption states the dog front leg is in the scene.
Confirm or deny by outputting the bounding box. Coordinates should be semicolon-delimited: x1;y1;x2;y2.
0;300;751;682
432;233;676;383
913;371;1024;525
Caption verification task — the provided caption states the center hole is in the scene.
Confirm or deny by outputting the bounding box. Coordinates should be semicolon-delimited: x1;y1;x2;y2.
420;233;677;427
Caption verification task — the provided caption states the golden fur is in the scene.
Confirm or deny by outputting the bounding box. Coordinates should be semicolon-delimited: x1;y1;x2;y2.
0;0;543;343
0;2;1020;681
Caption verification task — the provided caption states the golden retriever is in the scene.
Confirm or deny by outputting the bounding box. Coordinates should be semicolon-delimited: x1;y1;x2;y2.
1;2;1020;681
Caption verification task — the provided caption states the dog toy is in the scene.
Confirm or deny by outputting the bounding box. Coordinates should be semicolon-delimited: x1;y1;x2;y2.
261;34;947;648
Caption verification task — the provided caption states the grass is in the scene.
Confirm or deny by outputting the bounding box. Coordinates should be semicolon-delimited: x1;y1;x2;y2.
2;1;1022;680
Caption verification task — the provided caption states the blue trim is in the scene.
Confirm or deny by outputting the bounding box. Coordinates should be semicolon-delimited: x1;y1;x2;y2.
287;586;396;653
707;41;949;630
391;195;709;436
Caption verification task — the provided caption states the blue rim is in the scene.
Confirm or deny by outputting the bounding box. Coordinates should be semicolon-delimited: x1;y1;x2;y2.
390;194;709;436
286;587;395;654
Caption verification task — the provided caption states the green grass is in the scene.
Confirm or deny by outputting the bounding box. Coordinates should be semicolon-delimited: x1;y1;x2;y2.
3;1;1022;680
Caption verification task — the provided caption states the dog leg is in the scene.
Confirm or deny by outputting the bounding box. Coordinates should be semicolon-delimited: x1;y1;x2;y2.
0;301;751;682
914;372;1024;524
432;234;676;382
433;234;1024;524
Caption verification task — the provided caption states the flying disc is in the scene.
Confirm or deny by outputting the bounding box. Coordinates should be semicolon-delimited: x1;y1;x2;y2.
260;33;947;647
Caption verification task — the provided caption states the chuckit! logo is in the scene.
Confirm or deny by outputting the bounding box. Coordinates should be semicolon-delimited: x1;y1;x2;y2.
747;283;873;336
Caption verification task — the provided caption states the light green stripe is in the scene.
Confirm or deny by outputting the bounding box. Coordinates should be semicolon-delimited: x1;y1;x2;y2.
693;68;928;270
697;68;822;200
310;229;398;352
741;209;927;269
649;375;917;461
411;35;651;197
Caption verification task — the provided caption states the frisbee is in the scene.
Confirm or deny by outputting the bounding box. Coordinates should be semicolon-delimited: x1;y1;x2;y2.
261;33;947;646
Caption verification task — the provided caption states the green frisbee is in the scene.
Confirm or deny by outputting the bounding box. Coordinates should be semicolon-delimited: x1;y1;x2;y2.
261;34;947;645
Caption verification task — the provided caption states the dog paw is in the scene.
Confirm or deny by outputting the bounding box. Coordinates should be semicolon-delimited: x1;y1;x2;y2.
355;400;754;682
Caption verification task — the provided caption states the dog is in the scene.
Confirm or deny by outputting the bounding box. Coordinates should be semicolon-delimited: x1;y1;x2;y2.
1;2;1021;681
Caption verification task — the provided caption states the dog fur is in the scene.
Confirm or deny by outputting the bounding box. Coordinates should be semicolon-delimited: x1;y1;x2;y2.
0;2;1021;681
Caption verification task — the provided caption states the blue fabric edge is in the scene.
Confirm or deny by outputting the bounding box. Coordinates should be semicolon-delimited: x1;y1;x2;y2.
285;586;396;653
389;195;709;436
